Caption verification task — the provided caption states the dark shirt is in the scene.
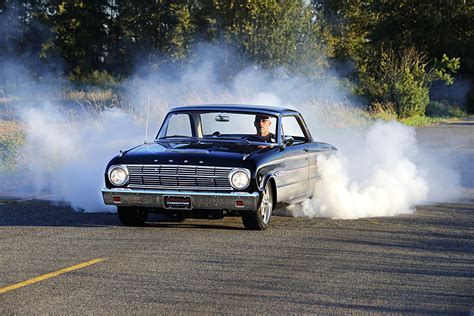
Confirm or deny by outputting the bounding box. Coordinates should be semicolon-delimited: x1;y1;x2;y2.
257;133;275;143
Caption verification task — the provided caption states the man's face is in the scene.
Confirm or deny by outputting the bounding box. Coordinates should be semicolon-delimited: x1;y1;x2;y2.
254;117;271;136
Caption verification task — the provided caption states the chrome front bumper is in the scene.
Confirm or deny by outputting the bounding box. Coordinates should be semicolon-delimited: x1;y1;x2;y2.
102;188;260;211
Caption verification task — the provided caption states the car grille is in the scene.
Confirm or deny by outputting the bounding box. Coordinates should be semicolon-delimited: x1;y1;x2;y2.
126;165;234;190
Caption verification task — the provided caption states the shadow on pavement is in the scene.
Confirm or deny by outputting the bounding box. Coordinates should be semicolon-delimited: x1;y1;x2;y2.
143;222;244;230
0;199;118;227
0;199;244;230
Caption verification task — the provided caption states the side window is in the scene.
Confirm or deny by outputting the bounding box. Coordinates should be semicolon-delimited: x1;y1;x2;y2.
282;116;307;143
165;114;193;137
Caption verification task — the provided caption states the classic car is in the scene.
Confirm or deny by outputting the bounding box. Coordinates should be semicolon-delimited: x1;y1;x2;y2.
102;105;337;230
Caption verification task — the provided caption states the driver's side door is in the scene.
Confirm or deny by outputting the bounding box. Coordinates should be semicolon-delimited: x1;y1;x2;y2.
275;115;310;203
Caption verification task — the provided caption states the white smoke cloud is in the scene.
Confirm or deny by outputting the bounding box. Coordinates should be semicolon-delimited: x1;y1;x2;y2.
15;105;145;212
287;121;461;219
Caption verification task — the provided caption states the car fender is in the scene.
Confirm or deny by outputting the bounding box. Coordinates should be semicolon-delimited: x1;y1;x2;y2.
256;169;274;190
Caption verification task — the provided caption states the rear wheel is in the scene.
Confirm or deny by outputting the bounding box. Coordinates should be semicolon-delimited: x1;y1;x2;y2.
117;206;148;226
242;182;273;230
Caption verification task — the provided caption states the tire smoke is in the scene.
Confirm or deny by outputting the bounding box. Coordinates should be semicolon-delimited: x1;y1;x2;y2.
287;121;461;219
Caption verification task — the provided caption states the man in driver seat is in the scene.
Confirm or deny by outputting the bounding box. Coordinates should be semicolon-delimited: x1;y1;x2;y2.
254;114;275;143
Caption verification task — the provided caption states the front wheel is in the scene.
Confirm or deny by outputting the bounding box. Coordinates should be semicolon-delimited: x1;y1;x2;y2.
117;206;148;226
242;182;273;230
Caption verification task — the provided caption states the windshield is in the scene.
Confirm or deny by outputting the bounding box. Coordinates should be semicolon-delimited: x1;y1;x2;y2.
157;111;278;144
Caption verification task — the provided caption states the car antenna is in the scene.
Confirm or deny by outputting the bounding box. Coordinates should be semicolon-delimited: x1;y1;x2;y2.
144;93;150;144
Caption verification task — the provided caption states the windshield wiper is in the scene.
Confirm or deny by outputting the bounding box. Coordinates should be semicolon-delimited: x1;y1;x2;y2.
159;135;199;140
157;135;201;143
201;137;250;145
159;135;251;145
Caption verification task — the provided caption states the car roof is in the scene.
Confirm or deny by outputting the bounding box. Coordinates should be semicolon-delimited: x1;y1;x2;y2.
169;104;299;115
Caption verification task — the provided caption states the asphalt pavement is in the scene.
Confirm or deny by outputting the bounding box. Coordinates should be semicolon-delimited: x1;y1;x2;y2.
1;120;473;314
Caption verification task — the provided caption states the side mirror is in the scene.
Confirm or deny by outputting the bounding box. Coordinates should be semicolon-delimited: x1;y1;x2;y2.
281;136;294;150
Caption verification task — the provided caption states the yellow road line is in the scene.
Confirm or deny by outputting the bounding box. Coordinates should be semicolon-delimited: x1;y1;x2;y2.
0;258;105;294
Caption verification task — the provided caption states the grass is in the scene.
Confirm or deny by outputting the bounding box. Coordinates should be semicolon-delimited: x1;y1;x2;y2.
366;101;472;127
0;118;25;174
399;115;463;127
66;89;114;102
0;131;26;173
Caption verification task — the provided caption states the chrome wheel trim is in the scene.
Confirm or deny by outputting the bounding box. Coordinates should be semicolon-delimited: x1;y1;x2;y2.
260;184;272;225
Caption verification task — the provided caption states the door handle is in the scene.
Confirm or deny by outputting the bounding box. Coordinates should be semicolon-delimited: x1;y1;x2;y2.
304;149;310;152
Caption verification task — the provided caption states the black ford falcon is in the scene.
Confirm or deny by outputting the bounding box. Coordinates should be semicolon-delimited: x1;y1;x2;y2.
102;105;336;230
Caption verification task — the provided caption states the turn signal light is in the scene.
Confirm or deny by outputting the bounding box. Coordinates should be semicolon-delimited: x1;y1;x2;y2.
235;200;244;207
113;195;121;203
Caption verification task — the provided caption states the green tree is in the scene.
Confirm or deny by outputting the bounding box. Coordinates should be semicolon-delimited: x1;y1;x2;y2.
39;0;109;80
0;0;24;57
211;0;327;78
317;0;473;114
0;1;59;80
369;1;473;78
315;0;373;63
111;0;198;73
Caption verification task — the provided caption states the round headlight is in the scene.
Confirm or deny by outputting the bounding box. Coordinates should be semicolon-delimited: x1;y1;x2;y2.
229;168;250;190
108;165;129;186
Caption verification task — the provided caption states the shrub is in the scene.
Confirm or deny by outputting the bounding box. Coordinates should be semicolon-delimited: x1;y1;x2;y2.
380;48;431;118
359;47;460;118
425;101;465;117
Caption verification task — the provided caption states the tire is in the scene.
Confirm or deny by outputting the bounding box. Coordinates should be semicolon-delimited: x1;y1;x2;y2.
242;182;273;230
117;206;148;226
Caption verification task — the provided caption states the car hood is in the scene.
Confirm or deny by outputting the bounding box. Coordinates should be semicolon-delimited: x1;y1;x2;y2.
111;141;274;167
